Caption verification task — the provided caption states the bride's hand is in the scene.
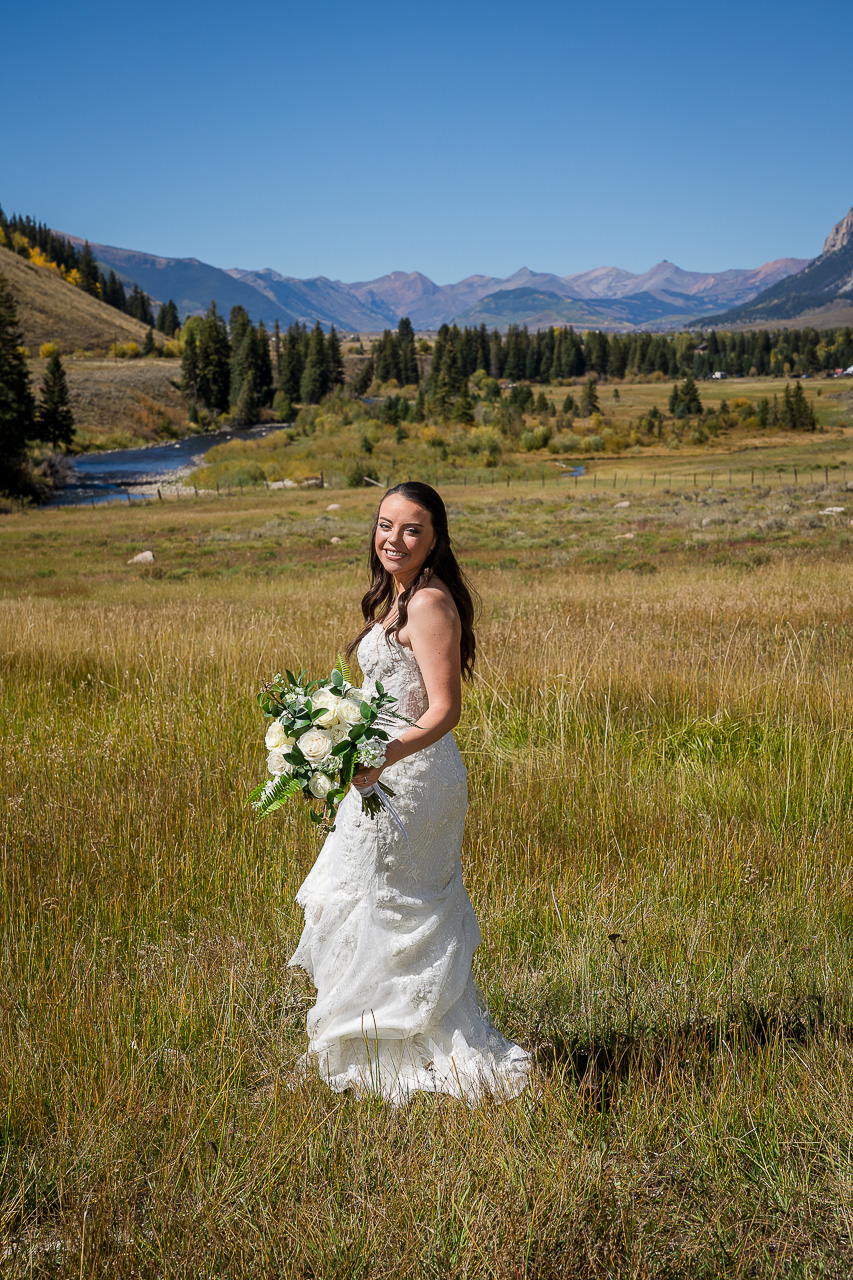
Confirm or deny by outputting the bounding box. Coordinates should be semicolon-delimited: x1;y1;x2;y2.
352;765;384;791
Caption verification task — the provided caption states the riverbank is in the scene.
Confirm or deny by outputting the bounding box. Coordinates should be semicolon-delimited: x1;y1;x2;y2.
52;424;286;505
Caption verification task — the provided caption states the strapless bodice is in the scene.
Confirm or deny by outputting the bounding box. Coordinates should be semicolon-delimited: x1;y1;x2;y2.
356;622;428;722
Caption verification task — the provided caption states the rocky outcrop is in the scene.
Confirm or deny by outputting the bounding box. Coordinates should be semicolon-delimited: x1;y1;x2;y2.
822;207;853;257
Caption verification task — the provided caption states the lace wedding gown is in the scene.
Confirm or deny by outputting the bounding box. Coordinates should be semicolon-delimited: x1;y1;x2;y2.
289;623;531;1104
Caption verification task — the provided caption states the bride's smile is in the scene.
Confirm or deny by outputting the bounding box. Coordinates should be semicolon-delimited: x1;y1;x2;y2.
375;494;436;588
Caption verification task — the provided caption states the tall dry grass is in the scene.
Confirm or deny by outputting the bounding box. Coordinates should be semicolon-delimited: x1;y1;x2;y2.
3;532;853;1275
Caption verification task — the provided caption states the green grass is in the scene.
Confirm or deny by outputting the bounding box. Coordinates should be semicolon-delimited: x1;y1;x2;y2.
3;485;853;1276
183;376;853;494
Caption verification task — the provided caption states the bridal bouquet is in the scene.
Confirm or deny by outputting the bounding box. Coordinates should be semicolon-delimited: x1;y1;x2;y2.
248;657;400;829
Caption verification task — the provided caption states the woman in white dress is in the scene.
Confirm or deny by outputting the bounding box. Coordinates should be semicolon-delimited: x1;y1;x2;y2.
289;482;531;1103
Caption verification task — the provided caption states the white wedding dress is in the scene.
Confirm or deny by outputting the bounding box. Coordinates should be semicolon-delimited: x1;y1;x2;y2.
289;623;531;1104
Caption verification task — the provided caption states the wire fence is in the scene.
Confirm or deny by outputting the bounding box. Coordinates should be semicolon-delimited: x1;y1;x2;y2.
59;459;852;509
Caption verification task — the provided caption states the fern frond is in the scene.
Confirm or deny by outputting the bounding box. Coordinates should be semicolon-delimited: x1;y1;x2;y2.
249;774;302;816
334;652;352;683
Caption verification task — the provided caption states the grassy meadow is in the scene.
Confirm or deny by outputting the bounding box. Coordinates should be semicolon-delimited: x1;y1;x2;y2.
3;478;853;1276
186;375;853;493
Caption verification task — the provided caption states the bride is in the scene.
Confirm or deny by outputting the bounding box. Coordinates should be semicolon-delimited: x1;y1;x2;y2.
289;481;531;1103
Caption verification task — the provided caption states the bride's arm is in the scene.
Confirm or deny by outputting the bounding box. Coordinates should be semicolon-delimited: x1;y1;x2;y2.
352;586;462;788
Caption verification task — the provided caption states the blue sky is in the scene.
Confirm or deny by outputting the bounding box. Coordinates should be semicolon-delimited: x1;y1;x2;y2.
2;0;850;283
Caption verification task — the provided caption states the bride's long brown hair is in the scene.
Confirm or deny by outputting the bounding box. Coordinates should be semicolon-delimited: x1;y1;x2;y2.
347;482;477;680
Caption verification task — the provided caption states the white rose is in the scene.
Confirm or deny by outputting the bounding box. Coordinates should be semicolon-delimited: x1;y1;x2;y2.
308;771;334;799
337;698;365;725
267;750;293;776
310;688;342;727
298;727;332;765
327;722;351;746
265;720;295;750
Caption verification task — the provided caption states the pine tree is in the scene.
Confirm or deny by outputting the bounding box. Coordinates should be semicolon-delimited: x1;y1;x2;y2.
155;300;180;337
374;330;400;384
299;322;329;404
351;357;375;397
669;376;701;418
0;271;37;490
229;307;253;407
454;382;475;425
77;242;100;297
326;325;344;388
254;321;274;405
233;370;259;426
181;328;200;407
411;386;426;422
278;324;305;401
142;327;156;357
397;317;419;385
126;285;154;326
103;270;127;311
37;351;75;449
782;380;817;430
197;303;230;414
580;378;600;416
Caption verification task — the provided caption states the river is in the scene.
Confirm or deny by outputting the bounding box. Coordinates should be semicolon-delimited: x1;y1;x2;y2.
54;424;281;505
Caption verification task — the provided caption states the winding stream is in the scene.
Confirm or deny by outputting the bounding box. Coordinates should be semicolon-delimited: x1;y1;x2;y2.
54;425;280;505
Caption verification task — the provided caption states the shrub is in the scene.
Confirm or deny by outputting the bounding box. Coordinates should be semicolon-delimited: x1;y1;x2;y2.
110;342;141;359
547;433;584;454
272;391;293;422
519;424;553;452
39;342;59;360
347;461;379;488
468;428;501;464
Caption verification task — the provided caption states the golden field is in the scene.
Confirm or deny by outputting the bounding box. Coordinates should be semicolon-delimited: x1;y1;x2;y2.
2;480;853;1277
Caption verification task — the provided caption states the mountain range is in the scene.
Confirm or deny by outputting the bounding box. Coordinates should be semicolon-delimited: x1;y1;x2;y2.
60;210;853;332
707;207;853;327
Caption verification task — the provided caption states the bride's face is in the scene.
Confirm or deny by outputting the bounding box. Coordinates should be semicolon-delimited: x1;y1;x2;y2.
375;495;436;585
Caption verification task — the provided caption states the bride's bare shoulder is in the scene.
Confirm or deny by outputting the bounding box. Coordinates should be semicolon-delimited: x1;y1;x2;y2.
407;579;460;627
